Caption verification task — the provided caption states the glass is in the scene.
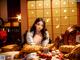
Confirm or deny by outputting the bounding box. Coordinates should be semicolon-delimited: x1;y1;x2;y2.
42;46;49;53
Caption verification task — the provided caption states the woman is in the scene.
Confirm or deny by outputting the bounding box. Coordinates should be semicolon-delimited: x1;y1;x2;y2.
26;18;49;60
26;18;49;46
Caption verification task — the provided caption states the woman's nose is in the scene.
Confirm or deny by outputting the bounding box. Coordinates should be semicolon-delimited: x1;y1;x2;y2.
39;26;42;28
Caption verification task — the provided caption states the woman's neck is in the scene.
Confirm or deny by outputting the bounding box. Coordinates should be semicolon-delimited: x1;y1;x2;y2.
36;31;40;34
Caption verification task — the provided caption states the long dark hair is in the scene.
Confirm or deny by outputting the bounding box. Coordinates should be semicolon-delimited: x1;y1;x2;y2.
30;18;47;41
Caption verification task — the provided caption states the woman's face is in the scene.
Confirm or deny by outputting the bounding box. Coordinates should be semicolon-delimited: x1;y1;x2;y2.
35;21;44;32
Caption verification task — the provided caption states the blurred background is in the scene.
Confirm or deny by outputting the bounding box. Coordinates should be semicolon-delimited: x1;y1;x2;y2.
0;0;80;44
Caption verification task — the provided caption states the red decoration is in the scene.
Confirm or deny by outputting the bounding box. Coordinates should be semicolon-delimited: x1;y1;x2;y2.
59;53;63;60
0;30;7;43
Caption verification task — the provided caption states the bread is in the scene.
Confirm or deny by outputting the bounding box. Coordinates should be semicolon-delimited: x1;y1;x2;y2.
21;44;42;53
1;44;19;52
59;45;75;53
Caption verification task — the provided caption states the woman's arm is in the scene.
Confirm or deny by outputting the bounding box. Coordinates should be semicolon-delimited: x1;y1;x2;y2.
26;32;35;45
42;31;49;46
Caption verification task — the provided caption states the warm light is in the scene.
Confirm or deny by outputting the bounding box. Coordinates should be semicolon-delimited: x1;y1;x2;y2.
55;2;58;5
67;27;73;32
67;27;71;30
64;9;67;13
56;25;60;28
72;9;75;12
46;19;50;22
17;14;21;20
39;3;41;6
32;11;34;14
64;16;68;19
46;3;48;6
17;14;21;22
63;2;66;5
56;18;59;21
72;2;74;4
3;28;5;31
31;4;34;7
56;10;58;13
46;12;49;14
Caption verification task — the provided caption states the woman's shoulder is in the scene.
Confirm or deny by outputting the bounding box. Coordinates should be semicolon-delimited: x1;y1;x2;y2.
45;31;49;37
27;31;34;35
45;30;48;32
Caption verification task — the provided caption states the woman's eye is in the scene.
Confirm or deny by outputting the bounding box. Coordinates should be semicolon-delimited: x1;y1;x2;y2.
36;23;43;27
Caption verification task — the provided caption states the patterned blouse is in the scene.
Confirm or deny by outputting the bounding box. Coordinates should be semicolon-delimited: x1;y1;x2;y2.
26;31;49;46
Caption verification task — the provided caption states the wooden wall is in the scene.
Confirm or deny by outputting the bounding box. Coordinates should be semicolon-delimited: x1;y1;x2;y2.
77;2;80;25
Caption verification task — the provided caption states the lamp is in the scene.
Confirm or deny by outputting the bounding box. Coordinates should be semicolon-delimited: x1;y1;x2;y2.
16;14;21;22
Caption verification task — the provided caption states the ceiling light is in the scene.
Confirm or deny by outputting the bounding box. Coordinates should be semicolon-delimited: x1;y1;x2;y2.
72;9;75;12
31;4;34;7
64;16;68;19
32;11;34;14
46;4;48;6
72;2;74;4
63;2;66;5
56;25;60;28
56;18;59;21
56;2;58;5
17;14;21;22
64;9;67;13
56;11;58;13
46;12;49;14
39;4;41;6
46;19;49;22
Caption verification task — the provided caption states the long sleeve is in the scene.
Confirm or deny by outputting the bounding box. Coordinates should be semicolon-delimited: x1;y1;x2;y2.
42;31;49;46
26;32;35;45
